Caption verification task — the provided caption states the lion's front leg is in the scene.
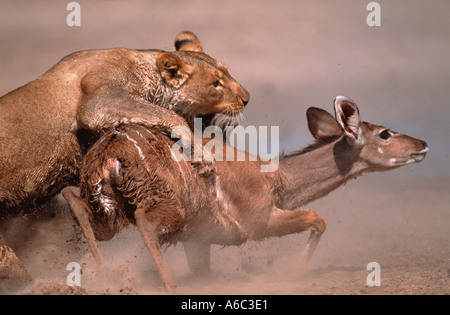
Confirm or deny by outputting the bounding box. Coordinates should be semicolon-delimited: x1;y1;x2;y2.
77;85;215;176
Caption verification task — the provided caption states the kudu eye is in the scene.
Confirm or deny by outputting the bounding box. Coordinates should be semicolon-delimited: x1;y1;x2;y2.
379;129;392;140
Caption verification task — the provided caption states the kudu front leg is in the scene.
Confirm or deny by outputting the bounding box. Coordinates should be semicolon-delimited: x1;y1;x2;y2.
183;242;211;276
265;208;326;277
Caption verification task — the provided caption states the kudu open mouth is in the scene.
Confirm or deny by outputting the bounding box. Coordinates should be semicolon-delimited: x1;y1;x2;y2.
394;147;429;165
409;147;429;163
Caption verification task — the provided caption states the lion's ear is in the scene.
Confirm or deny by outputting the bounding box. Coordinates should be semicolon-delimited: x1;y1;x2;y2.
156;52;194;87
174;31;203;52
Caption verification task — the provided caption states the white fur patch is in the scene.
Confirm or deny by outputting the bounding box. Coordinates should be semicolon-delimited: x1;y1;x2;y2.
215;175;224;204
378;147;384;154
123;133;146;161
214;175;246;236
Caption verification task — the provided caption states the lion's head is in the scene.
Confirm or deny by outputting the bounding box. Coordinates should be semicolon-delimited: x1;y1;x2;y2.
149;31;250;128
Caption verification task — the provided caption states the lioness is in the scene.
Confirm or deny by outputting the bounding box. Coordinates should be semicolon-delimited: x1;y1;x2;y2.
0;31;249;213
0;31;249;287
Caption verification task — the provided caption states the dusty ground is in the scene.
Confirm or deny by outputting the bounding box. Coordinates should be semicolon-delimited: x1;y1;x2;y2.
2;176;449;295
0;0;449;295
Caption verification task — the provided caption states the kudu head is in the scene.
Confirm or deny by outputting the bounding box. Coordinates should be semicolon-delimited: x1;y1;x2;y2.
306;96;429;172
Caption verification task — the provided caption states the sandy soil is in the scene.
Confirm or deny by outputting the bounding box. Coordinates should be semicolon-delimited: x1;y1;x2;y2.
1;176;447;295
0;0;449;295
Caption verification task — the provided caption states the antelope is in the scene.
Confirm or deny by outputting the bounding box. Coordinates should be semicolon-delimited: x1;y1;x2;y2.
62;96;428;293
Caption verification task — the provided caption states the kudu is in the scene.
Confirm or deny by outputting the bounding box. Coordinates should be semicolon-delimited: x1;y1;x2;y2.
62;96;428;293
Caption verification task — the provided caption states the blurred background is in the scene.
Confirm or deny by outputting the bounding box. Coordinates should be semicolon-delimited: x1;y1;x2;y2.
0;0;448;294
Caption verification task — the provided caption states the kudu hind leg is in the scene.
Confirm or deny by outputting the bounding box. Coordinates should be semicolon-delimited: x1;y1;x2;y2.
183;242;211;276
61;187;105;265
134;208;176;293
265;208;326;276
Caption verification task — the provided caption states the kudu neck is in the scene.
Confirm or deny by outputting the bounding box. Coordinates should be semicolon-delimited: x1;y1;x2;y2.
278;136;367;209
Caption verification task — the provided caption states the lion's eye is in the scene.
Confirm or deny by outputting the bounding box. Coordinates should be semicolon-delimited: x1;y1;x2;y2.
379;129;392;140
212;80;223;88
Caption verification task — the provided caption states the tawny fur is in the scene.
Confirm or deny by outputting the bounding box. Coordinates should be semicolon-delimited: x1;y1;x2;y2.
0;31;249;215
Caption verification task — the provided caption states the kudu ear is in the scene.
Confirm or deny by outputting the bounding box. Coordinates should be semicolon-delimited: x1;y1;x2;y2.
174;31;204;52
156;52;194;87
307;107;343;141
334;96;363;146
